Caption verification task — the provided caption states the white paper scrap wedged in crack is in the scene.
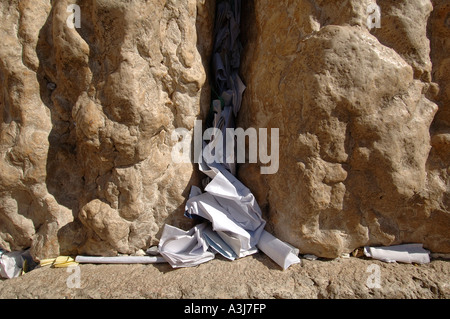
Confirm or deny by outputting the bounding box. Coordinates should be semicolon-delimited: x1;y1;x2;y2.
158;223;215;268
0;251;23;279
257;231;301;270
187;165;266;255
158;161;301;269
75;255;167;264
157;0;302;270
364;243;430;264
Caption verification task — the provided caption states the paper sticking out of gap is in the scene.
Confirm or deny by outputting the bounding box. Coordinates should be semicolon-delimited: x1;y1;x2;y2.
158;162;301;270
0;251;23;279
157;0;301;271
76;0;301;271
53;256;78;268
364;243;430;264
75;255;166;264
257;231;301;270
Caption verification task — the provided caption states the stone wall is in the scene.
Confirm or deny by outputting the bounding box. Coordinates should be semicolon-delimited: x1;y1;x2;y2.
0;0;214;259
0;0;449;260
238;0;450;258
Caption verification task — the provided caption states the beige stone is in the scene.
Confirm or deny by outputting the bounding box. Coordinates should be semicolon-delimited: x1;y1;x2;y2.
239;0;449;258
0;0;449;261
0;255;449;299
0;0;214;259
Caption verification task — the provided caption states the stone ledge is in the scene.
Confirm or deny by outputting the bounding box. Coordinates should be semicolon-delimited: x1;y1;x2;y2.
1;254;448;299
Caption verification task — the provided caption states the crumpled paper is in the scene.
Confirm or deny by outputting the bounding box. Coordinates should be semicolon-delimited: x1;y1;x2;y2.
158;0;301;270
158;161;301;269
0;250;24;279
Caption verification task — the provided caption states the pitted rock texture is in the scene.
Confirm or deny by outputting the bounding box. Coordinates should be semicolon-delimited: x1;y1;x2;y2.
238;0;450;258
0;255;449;299
0;0;214;259
0;0;449;261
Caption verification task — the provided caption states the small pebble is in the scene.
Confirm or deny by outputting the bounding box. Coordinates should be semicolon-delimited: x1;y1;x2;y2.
47;82;56;90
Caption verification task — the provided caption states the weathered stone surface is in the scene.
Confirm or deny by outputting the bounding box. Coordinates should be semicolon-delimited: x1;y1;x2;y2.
1;0;449;261
0;0;214;259
239;0;450;258
0;254;449;299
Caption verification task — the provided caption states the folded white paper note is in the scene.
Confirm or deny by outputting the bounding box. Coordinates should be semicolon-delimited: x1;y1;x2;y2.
158;223;215;268
364;243;430;264
159;165;302;269
75;255;167;264
257;230;301;270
